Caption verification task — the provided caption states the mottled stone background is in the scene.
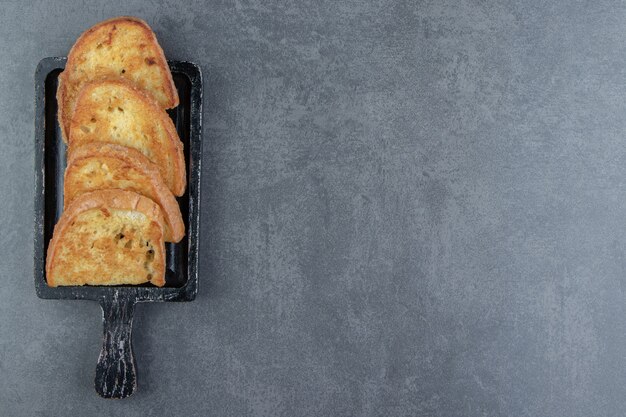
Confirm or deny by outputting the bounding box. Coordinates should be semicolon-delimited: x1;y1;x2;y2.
1;0;625;416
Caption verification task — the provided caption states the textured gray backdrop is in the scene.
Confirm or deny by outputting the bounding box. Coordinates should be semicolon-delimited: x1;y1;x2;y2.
1;0;625;416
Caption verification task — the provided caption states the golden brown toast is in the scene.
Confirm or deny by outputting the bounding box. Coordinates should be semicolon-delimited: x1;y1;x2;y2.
69;78;186;196
65;143;185;242
57;16;178;142
46;189;166;287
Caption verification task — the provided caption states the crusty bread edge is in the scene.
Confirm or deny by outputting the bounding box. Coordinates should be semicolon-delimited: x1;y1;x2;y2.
56;72;68;143
58;16;179;142
46;189;166;287
69;77;187;196
65;142;185;242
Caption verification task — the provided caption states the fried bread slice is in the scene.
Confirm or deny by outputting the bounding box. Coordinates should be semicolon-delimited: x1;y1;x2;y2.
65;143;185;242
57;16;178;141
69;78;186;196
46;189;166;287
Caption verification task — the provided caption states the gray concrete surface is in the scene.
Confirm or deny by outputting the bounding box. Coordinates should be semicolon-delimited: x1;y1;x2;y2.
1;0;625;415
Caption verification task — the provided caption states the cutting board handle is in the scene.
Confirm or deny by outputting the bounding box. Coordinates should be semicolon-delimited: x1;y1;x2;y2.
95;293;137;399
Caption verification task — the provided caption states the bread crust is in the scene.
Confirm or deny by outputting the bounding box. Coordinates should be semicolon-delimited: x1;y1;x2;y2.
65;142;185;242
46;189;166;287
57;16;179;142
69;77;186;196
